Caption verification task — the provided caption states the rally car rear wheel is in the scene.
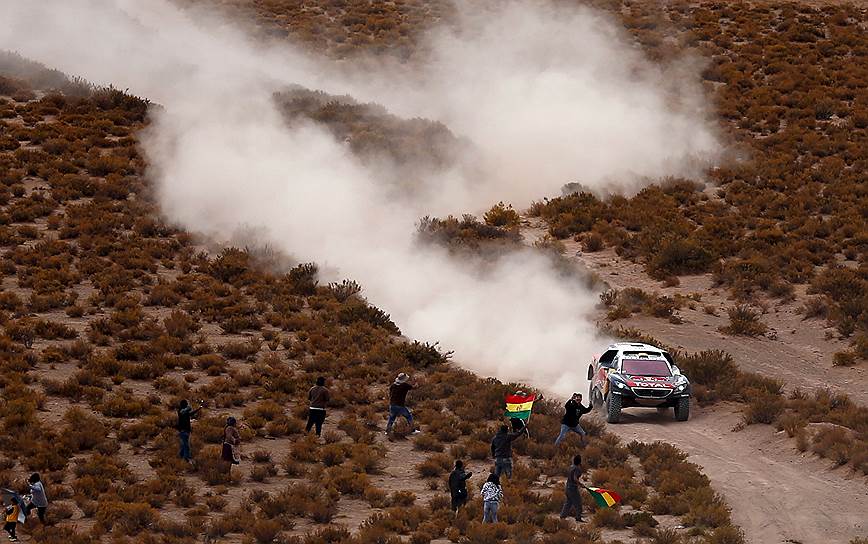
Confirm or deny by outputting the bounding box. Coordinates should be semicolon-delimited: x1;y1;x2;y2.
591;387;603;409
674;397;690;421
606;394;622;423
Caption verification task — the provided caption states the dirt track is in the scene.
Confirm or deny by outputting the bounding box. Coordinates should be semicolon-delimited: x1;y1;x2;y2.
522;219;868;543
604;404;868;544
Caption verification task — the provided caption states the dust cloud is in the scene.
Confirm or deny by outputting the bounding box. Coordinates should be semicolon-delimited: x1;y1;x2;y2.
0;0;720;396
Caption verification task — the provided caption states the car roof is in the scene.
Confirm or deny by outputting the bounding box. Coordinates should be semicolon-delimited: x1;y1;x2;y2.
606;342;665;352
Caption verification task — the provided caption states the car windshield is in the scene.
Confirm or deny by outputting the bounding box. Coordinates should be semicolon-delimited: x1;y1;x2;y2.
621;359;671;377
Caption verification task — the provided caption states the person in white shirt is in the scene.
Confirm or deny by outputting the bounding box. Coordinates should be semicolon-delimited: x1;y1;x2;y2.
26;473;47;524
481;473;503;523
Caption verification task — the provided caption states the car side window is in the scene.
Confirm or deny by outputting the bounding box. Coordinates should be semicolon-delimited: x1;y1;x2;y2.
599;350;618;369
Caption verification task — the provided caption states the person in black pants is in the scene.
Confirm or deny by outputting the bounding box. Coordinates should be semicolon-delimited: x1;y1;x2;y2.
177;399;203;463
306;376;330;437
448;460;473;513
560;454;584;522
26;473;48;523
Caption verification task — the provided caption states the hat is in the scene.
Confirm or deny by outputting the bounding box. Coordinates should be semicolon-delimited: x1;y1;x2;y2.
395;373;409;384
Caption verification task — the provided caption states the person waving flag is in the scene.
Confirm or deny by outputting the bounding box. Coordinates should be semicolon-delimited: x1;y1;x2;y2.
504;390;536;423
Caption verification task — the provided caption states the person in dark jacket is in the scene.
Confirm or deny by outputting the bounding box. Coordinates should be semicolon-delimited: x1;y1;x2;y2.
306;376;330;437
448;459;473;513
177;399;203;463
560;454;584;522
554;393;591;446
490;424;527;478
385;373;419;434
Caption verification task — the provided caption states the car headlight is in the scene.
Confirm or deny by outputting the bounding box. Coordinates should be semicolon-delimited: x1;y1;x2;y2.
614;381;627;389
675;383;687;392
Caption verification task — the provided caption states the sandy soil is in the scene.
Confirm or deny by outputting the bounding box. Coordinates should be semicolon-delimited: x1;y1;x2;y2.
605;404;868;544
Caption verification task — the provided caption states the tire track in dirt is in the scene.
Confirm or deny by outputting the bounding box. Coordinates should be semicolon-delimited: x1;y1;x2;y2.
604;404;868;543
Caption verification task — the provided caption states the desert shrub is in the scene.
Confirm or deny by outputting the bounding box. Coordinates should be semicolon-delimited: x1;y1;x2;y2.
205;495;227;511
483;201;520;227
338;300;400;334
682;486;731;528
582;233;604;252
720;305;767;336
319;443;349;466
250;463;278;482
249;518;282;543
351;445;385;474
705;525;747;544
94;501;157;534
61;407;108;452
323;465;368;496
288;262;319;295
677;350;739;402
220;337;262;359
651;528;682;544
401;340;452;368
381;490;415;509
360;485;388;508
326;278;362;302
416;454;451;478
99;389;154;418
742;389;785;425
833;351;857;367
800;297;830;320
811;426;857;467
163;310;199;338
622;511;658;528
413;433;445;452
302;526;352;544
648;237;715;278
592;507;625;529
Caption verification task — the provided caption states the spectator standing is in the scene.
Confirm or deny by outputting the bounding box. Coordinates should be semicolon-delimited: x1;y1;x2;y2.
3;498;19;542
560;454;584;522
385;373;419;435
221;416;241;473
306;376;330;437
554;393;591;446
26;473;47;524
447;460;473;513
481;473;503;523
490;424;527;478
177;399;203;463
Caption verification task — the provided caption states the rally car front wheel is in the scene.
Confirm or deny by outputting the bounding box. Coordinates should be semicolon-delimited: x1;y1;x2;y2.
674;397;690;421
606;393;622;424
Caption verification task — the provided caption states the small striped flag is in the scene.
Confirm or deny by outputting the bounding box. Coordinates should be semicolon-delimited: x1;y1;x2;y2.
585;486;621;508
504;392;536;421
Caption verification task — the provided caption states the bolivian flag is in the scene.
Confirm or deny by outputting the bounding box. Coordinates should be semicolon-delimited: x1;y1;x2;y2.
504;392;536;421
586;486;622;508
